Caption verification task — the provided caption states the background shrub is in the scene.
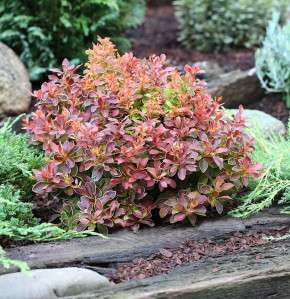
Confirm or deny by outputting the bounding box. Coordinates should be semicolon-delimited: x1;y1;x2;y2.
0;0;146;81
174;0;288;52
255;13;290;108
24;37;261;233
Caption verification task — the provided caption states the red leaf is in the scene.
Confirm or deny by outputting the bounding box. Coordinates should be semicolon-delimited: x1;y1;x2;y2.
215;148;228;154
220;183;234;191
32;182;48;193
79;218;90;225
200;185;211;194
149;149;160;155
172;213;186;222
251;162;263;171
159;206;169;218
199;160;208;173
242;176;249;186
187;213;197;226
71;86;79;94
194;206;206;214
230;173;240;181
178;168;186;180
165;198;177;207
198;131;208;142
215;201;223;214
213;156;223;169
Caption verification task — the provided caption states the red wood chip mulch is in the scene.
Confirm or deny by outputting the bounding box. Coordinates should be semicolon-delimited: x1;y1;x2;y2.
109;226;289;284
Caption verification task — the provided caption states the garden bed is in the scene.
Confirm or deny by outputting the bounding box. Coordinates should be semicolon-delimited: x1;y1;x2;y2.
0;2;289;298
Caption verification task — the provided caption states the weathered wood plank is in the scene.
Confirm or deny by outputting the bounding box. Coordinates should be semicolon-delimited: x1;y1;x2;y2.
1;211;289;276
64;241;290;299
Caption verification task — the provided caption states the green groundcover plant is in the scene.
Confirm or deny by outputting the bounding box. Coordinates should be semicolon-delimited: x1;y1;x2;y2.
0;249;31;276
0;118;106;274
0;0;146;81
0;116;44;197
229;119;290;218
255;13;290;108
24;37;262;234
174;0;288;52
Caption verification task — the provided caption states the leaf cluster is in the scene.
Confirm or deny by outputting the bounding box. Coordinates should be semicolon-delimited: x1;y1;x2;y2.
229;119;290;218
0;0;146;81
24;37;262;233
174;0;288;52
255;13;290;107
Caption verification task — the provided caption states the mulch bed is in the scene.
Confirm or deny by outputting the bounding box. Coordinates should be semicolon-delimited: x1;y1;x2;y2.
109;226;289;284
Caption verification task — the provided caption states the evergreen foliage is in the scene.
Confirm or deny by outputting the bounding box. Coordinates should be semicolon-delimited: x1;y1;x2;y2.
0;249;31;276
229;119;290;218
0;116;44;198
255;13;290;107
0;0;146;81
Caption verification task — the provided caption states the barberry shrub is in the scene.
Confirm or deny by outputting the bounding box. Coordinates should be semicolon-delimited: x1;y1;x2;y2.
24;37;262;233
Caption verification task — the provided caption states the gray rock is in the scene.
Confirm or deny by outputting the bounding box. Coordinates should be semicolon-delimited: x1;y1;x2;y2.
167;60;224;80
0;42;31;118
207;68;264;108
0;267;109;299
0;272;57;299
228;109;286;140
193;60;225;80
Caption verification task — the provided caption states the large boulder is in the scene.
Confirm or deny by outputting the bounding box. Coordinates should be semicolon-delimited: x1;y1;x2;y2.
0;42;31;118
228;109;286;140
206;68;265;108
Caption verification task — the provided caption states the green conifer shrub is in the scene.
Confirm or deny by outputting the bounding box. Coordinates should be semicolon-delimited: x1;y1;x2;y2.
0;117;44;197
229;119;290;218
